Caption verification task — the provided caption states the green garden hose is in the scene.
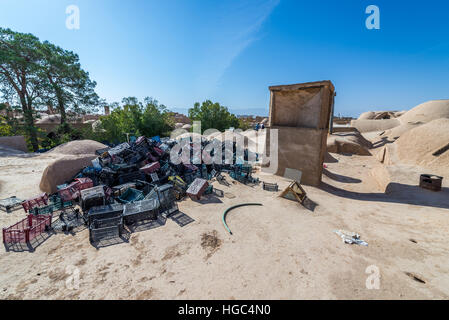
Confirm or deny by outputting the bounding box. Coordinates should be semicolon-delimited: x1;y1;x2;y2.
222;203;263;235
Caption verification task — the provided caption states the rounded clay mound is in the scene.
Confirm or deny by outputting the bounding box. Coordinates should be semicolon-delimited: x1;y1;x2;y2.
395;118;449;170
327;131;372;156
399;100;449;124
358;111;376;120
47;140;107;156
39;155;97;193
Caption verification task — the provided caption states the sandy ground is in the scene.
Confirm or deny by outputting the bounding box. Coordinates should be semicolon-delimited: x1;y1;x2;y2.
0;144;449;300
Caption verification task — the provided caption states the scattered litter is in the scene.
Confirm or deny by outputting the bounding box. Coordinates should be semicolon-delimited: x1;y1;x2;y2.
405;272;426;284
52;208;84;233
205;186;224;197
262;182;278;192
419;174;443;192
0;196;23;213
334;230;368;246
224;192;236;199
280;181;307;204
230;164;259;185
150;172;159;183
222;203;263;235
170;211;195;227
2;133;259;249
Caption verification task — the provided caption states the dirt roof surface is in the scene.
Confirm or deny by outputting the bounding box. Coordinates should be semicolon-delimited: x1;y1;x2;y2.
395;118;449;175
399;100;449;124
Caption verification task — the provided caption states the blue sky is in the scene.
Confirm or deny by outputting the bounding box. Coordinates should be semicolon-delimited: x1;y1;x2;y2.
1;0;448;117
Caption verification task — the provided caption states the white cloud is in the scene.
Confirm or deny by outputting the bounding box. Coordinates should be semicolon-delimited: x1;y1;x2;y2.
194;0;280;96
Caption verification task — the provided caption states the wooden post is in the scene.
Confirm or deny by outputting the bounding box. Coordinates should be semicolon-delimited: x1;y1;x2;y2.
329;92;336;134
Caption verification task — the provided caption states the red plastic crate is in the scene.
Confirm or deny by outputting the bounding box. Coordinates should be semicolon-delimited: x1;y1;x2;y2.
153;147;164;156
75;177;94;191
186;178;209;201
3;215;52;244
184;164;198;172
22;193;48;213
136;136;146;145
58;178;94;201
58;181;80;201
140;162;160;174
146;152;158;162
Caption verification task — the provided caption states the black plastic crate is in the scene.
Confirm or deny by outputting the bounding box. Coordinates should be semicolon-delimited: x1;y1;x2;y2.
89;216;123;243
262;182;279;192
155;184;179;217
80;186;106;213
87;203;124;226
52;208;85;233
107;142;131;157
118;171;146;185
0;196;23;213
112;163;138;174
133;138;151;155
99;167;117;185
135;180;153;195
122;199;159;225
112;182;137;197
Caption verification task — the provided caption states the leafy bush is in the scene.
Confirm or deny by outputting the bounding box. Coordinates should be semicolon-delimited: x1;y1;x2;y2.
0;115;12;136
39;124;83;149
188;100;240;133
97;97;174;144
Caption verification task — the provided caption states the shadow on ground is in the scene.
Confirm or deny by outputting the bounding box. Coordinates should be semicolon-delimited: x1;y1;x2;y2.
169;211;195;227
323;169;362;184
320;181;449;209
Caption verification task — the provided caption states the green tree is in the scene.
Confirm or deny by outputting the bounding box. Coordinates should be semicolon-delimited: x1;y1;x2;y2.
98;97;174;143
0;28;45;151
39;41;99;133
188;100;240;133
140;97;174;137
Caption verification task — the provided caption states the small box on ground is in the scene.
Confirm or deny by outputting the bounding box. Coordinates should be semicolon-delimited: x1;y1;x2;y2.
0;196;23;213
419;174;443;192
186;178;209;201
